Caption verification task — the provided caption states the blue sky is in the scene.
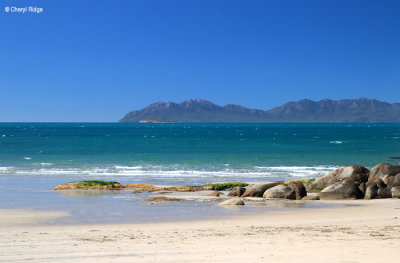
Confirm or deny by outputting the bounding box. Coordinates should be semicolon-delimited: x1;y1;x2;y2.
1;0;399;121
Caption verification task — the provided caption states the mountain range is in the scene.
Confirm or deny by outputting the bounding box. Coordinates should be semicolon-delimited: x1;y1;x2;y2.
119;98;400;123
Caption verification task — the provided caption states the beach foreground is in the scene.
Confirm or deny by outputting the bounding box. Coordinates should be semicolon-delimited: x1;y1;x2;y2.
1;199;399;263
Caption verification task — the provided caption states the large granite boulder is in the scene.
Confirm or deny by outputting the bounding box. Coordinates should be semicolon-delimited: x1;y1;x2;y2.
287;181;307;200
368;163;400;182
227;186;246;197
318;179;364;200
310;166;369;191
364;163;400;199
263;185;296;200
242;182;282;197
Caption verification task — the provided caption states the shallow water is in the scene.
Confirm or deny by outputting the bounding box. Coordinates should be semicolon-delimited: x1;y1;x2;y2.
0;176;331;225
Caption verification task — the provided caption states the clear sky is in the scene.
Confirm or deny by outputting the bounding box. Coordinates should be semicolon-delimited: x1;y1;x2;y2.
1;0;399;122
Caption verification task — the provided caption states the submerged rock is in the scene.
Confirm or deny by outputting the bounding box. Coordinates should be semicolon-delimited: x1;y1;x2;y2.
143;196;185;202
263;185;296;200
123;183;153;188
219;198;245;206
207;191;221;197
301;195;320;200
53;180;123;190
242;182;282;197
133;185;204;193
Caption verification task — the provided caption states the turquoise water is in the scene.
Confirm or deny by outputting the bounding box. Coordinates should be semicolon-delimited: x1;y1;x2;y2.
1;123;400;184
0;122;397;224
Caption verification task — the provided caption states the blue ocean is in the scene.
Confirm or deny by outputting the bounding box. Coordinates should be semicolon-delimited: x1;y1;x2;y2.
1;122;399;224
1;122;400;184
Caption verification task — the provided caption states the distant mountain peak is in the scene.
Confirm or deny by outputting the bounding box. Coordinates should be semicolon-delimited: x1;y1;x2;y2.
119;98;400;123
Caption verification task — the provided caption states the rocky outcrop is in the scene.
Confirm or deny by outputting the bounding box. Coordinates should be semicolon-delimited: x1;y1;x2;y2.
263;185;296;200
310;166;369;191
219;198;245;206
242;182;282;197
54;180;123;190
227;186;246;197
318;179;364;200
364;163;400;199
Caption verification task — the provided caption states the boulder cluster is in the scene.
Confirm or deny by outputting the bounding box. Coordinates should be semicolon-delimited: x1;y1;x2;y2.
227;181;308;200
227;163;400;201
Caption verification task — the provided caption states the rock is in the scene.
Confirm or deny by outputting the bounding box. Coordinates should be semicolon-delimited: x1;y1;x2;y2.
133;185;204;193
143;196;185;202
242;182;282;197
392;174;400;186
227;186;246;197
318;179;364;200
133;187;160;193
310;166;369;191
368;163;400;183
263;185;296;200
219;198;244;206
377;187;392;199
53;180;123;190
207;191;221;197
365;181;379;200
364;164;400;199
286;179;315;191
287;181;307;200
301;195;320;200
205;197;223;201
123;183;153;188
392;186;400;198
202;182;249;191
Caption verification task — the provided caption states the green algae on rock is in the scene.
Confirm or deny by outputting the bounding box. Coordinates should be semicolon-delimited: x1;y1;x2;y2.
53;180;123;190
202;182;249;191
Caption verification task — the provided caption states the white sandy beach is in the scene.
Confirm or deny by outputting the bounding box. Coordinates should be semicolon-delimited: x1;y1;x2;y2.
1;199;399;263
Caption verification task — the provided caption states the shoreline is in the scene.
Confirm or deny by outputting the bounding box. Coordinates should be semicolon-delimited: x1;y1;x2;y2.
1;199;399;262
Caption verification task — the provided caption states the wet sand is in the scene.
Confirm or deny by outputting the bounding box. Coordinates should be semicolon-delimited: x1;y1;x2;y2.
1;199;400;262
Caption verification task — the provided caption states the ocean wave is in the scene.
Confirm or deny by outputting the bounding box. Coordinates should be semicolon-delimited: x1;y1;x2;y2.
0;165;336;181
